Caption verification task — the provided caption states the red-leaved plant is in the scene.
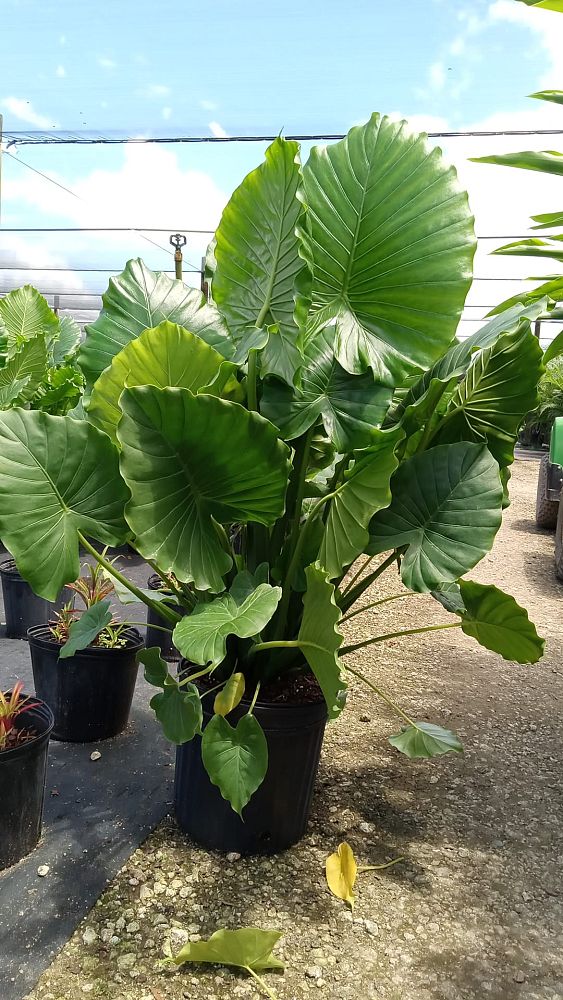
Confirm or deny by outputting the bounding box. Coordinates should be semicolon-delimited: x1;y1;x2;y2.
0;682;38;751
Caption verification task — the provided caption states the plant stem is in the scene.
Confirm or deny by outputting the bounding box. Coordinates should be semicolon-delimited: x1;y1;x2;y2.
247;350;258;411
178;665;213;686
340;554;375;597
340;592;416;625
249;639;325;656
145;558;193;607
126;622;173;634
246;966;281;1000
358;857;405;873
340;621;461;656
247;680;261;714
338;551;399;612
275;426;316;637
78;533;182;625
343;663;416;727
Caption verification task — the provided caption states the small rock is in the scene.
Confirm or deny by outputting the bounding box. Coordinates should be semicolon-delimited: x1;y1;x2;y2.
90;750;102;761
364;919;379;936
82;927;97;946
306;966;323;979
359;821;373;834
139;885;153;901
170;927;191;952
37;865;50;877
226;852;241;862
514;971;526;984
116;953;137;970
153;881;166;894
115;917;126;932
126;921;140;934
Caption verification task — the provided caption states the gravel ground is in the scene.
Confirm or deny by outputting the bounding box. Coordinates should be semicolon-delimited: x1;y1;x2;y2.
25;459;563;1000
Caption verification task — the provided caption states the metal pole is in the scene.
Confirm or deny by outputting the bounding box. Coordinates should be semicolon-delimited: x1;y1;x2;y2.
169;233;187;280
534;319;541;340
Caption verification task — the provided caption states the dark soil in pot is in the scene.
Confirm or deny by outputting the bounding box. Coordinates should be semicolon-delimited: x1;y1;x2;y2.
145;574;181;660
27;626;144;743
174;670;328;855
0;558;72;640
0;697;54;870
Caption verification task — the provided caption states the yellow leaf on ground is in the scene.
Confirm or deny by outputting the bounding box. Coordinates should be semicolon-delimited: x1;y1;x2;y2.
325;841;357;909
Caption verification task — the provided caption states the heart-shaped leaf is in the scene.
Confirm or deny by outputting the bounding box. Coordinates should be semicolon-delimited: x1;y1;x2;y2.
214;673;246;716
150;681;202;744
138;646;171;687
117;386;290;592
0;409;130;600
78;258;234;387
299;113;475;383
368;443;503;592
168;926;284;972
88;320;238;443
59;600;113;659
318;427;403;578
0;285;58;352
0;336;47;406
326;841;357;910
458;580;545;663
173;584;282;668
298;565;346;719
201;713;268;815
389;722;463;759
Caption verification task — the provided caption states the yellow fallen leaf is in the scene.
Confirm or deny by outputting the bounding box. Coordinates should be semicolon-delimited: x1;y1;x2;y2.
214;672;245;717
325;841;357;909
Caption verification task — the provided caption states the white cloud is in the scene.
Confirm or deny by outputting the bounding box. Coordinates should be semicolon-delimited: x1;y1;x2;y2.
55;65;66;78
0;97;55;128
98;57;116;70
209;120;229;138
161;106;172;120
144;84;171;97
200;99;218;111
489;0;563;85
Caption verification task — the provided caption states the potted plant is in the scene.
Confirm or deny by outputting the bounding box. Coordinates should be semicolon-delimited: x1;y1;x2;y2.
0;682;54;869
27;563;144;742
0;114;546;854
0;557;72;639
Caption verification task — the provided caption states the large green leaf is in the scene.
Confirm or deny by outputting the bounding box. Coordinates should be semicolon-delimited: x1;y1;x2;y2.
368;443;503;592
88;320;237;443
0;409;130;599
261;327;393;451
486;280;561;314
319;427;403;578
52;315;81;364
212;137;304;384
150;682;203;744
78;258;234;387
118;386;290;592
59;600;113;659
516;0;563;10
492;239;563;263
173;583;282;668
299;113;475;382
168;927;284;972
298;565;346;719
544;329;563;363
458;580;545;663
0;285;58;352
531;211;563;230
389;722;463;759
0;335;48;406
201;713;268;816
472;150;563;177
432;328;543;467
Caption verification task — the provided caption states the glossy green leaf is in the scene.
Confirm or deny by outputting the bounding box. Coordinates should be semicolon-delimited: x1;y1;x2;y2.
0;336;47;406
168;927;284;972
389;722;463;759
59;600;113;659
118;386;290;592
531;211;563;230
139;646;170;687
486;280;561;313
299;113;475;382
458;580;545;663
368;443;503;592
544;329;563;363
88;320;237;443
319;428;404;578
213;137;304;384
78;258;234;387
530;89;563;105
472;150;563;176
52;315;81;364
516;0;563;10
0;409;130;600
298;565;346;719
431;582;465;615
492;239;563;263
0;285;57;352
432;328;543;467
150;681;203;745
214;673;246;716
201;713;268;815
261;327;393;451
173;583;282;668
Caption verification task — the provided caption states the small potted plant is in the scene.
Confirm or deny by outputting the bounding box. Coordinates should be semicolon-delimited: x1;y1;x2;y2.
27;563;144;742
0;682;54;869
0;114;546;854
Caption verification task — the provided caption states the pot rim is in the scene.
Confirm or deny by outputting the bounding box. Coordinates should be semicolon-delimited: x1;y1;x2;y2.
27;623;145;655
185;667;329;719
0;556;21;578
0;697;54;760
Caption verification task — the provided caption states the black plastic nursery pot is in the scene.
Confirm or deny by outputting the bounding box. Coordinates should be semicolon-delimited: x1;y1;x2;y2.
146;574;181;659
27;626;144;743
0;558;72;640
174;675;328;855
0;697;54;870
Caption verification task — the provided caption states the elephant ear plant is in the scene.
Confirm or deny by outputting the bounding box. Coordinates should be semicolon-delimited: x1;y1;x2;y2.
0;114;546;816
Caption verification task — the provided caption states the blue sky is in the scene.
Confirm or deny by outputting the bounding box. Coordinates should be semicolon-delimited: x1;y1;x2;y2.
1;0;563;333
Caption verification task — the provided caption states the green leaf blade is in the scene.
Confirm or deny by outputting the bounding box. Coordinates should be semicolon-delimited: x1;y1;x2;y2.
459;580;545;663
298;565;346;719
173;584;282;668
59;600;113;658
201;714;268;816
170;927;284;972
150;682;203;745
389;722;463;759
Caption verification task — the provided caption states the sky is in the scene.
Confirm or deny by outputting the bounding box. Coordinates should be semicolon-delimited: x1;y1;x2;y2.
1;0;563;340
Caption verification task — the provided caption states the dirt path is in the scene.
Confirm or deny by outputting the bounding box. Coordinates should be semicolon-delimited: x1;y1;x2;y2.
26;459;563;1000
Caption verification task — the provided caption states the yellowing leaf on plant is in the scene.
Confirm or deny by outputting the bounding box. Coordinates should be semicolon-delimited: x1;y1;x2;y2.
214;672;245;716
326;841;357;909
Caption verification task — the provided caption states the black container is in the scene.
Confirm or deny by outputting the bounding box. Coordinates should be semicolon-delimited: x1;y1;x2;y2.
0;697;54;870
146;574;181;659
0;558;72;639
174;682;327;854
27;626;144;742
